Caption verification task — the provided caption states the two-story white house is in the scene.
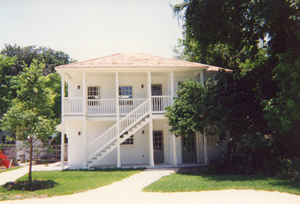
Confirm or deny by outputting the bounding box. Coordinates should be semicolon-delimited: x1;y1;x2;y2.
55;53;226;169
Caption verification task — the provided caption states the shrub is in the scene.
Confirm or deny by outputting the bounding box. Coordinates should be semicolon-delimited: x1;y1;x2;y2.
277;158;300;181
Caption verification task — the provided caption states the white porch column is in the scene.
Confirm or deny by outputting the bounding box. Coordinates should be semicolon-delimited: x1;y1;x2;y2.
196;132;200;163
200;70;204;85
60;120;65;169
82;72;87;168
148;71;154;167
83;72;87;115
172;134;178;166
60;73;65;170
116;72;121;168
170;71;174;100
61;73;65;117
82;117;87;167
170;71;177;166
204;134;209;165
147;71;152;114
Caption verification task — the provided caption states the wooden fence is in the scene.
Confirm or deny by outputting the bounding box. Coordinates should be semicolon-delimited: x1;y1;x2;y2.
31;144;68;162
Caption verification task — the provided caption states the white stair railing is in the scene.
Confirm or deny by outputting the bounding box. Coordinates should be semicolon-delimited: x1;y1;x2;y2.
87;99;150;159
119;98;147;114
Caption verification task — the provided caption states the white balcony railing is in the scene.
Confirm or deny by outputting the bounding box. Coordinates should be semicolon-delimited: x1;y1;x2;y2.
151;95;173;113
63;96;173;116
64;97;83;115
87;99;116;115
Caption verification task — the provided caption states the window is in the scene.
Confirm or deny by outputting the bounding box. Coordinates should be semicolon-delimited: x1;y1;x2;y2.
121;135;134;145
87;86;100;105
119;86;133;105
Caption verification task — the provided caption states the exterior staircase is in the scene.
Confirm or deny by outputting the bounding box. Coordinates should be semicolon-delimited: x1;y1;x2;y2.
86;99;150;168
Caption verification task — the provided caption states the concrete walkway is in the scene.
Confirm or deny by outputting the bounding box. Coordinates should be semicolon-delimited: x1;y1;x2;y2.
1;163;300;204
0;162;67;185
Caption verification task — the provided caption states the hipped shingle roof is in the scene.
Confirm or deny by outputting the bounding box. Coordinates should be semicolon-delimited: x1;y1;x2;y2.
56;53;231;72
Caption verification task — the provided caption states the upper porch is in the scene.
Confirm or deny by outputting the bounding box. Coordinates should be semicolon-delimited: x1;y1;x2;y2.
61;70;207;117
64;96;173;116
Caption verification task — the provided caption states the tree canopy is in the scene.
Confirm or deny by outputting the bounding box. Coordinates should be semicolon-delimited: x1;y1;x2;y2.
0;44;75;119
0;44;76;76
172;0;300;69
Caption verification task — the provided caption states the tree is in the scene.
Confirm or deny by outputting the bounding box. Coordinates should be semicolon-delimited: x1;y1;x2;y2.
165;79;207;137
170;0;300;163
1;61;55;182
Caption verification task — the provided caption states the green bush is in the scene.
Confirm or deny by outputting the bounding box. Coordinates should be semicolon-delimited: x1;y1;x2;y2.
205;155;300;181
277;158;300;181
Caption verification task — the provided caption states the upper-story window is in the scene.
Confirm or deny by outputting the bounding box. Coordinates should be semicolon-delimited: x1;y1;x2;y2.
87;86;100;105
119;86;133;105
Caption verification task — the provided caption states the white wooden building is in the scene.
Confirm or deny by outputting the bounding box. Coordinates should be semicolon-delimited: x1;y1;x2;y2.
55;53;226;169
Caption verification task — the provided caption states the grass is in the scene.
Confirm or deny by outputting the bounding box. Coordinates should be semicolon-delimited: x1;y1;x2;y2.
0;168;143;201
0;166;23;174
143;170;300;195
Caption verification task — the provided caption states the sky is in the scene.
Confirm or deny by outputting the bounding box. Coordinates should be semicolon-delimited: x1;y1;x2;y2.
0;0;184;62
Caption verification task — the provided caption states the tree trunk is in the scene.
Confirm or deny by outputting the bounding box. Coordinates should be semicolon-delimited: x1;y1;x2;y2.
29;136;33;182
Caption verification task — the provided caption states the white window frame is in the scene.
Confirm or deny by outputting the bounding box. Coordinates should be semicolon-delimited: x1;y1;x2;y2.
119;85;133;105
87;86;100;106
121;134;134;146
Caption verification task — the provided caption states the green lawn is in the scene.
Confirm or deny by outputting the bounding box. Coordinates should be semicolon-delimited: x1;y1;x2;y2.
0;166;23;174
143;171;300;195
0;168;143;201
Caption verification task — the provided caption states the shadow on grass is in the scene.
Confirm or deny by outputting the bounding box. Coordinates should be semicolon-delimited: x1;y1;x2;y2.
176;171;268;181
268;180;300;190
63;167;146;172
175;170;300;190
4;180;58;191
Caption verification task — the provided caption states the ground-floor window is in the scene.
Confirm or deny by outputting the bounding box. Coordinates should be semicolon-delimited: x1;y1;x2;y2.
207;135;219;144
121;135;134;145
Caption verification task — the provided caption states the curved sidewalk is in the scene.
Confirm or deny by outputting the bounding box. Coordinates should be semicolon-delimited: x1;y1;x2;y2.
0;162;67;186
1;165;300;204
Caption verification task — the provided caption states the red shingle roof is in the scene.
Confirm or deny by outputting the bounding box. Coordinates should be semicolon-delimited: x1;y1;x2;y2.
56;53;231;72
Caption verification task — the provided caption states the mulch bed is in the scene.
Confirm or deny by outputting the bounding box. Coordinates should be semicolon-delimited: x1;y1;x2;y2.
4;180;57;191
